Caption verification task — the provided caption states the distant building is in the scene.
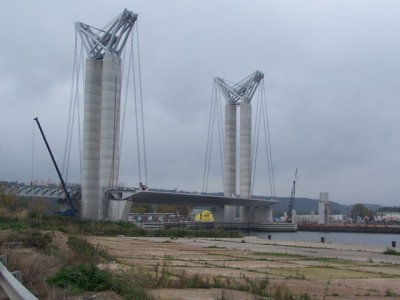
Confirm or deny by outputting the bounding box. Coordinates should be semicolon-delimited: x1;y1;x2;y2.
295;212;348;224
318;192;330;224
376;211;400;224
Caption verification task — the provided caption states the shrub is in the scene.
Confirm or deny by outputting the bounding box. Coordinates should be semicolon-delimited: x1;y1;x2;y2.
299;292;312;300
273;284;294;300
242;274;269;296
24;231;52;249
383;248;400;256
385;288;397;297
47;263;114;293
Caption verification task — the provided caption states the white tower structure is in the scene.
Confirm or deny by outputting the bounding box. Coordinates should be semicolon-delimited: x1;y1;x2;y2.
318;192;330;224
215;71;264;222
76;9;137;220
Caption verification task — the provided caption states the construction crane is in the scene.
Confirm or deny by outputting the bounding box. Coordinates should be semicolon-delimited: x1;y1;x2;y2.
34;117;78;217
287;169;298;223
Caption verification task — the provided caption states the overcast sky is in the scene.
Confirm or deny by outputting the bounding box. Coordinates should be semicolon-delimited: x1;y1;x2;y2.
1;1;400;206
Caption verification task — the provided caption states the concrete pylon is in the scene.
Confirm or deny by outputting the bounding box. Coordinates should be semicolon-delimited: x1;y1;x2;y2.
99;54;122;219
239;102;252;221
215;71;264;223
224;104;237;222
76;9;137;220
81;58;103;219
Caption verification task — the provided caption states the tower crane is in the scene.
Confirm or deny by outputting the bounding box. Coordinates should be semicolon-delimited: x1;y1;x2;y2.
287;169;298;223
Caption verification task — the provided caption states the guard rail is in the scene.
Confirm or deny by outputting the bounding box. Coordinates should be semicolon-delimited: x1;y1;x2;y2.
0;255;38;300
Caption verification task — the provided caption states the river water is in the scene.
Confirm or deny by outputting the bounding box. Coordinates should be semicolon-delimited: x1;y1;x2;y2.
247;231;400;247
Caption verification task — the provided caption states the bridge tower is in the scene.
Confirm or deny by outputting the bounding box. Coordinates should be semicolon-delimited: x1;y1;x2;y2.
215;71;264;222
76;9;137;220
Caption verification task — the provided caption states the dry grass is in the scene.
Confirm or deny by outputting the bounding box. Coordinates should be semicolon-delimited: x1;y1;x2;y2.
0;230;125;299
0;245;73;299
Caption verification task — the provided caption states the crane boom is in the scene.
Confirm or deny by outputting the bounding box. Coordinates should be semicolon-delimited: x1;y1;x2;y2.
33;117;78;216
287;168;297;222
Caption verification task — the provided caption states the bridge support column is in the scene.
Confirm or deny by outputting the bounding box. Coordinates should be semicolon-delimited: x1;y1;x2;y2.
240;207;252;222
240;103;252;198
211;207;225;223
82;58;102;220
253;207;273;223
224;205;237;223
239;102;252;223
108;200;132;221
99;54;122;219
224;104;237;223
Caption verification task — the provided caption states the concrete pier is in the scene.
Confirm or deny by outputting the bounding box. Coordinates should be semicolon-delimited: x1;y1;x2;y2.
81;58;103;220
99;54;122;219
224;104;237;222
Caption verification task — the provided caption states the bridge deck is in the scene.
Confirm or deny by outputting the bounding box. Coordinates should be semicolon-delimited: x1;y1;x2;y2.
115;190;278;208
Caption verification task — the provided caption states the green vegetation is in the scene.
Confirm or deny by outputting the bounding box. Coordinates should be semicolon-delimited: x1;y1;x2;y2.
383;248;400;256
0;188;242;239
385;288;397;297
0;214;241;238
351;203;374;220
48;263;154;299
23;230;52;249
254;252;303;258
66;236;112;262
378;207;400;213
46;235;154;299
47;263;115;293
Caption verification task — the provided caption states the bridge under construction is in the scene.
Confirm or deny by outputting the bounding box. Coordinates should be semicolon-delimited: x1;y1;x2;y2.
25;9;279;224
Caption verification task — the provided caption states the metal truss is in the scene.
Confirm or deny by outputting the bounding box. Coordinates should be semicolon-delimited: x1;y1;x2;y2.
75;9;137;59
215;71;264;105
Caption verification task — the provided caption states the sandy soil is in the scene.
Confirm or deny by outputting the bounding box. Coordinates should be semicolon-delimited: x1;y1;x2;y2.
85;236;400;299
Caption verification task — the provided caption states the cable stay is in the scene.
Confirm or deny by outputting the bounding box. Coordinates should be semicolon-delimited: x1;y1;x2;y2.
202;81;224;193
251;79;276;200
120;21;148;188
62;31;84;184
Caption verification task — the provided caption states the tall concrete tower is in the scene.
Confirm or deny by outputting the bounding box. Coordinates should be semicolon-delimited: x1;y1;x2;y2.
76;9;137;220
215;71;264;222
318;192;330;224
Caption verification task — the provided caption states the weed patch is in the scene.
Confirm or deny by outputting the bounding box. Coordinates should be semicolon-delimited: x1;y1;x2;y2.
385;288;397;297
23;231;52;250
47;263;113;293
67;236;112;264
383;248;400;256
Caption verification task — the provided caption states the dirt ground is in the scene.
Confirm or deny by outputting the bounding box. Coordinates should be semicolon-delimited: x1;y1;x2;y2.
86;236;400;300
2;232;400;299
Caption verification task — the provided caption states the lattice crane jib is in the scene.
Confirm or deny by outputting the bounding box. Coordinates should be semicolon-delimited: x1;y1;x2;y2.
75;9;138;59
215;71;264;106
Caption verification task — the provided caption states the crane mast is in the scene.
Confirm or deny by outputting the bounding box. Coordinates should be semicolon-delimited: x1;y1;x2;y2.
287;169;297;223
